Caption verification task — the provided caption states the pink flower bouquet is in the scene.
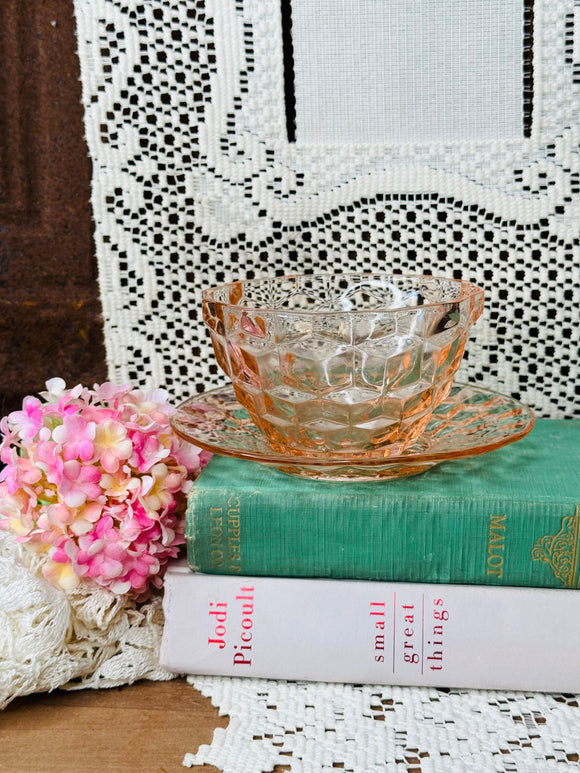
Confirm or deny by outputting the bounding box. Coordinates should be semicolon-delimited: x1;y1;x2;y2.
0;379;209;598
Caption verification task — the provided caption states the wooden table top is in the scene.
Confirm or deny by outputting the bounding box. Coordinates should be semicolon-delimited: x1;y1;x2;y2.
1;679;227;773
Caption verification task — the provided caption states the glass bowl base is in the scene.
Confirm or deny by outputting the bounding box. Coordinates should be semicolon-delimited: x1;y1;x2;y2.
262;459;439;481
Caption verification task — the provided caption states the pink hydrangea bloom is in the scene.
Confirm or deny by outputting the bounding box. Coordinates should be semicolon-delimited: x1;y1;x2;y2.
34;438;65;485
9;396;44;441
0;379;209;599
60;460;103;508
94;419;133;473
0;450;43;494
52;414;96;462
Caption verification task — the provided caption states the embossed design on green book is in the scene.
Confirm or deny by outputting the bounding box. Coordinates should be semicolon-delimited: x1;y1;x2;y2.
531;508;580;588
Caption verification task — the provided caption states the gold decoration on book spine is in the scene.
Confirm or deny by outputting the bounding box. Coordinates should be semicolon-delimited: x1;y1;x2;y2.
531;508;580;587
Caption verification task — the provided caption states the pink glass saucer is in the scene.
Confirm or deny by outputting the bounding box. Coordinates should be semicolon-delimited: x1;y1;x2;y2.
171;383;535;481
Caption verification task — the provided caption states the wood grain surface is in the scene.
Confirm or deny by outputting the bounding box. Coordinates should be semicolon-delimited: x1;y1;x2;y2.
0;679;228;773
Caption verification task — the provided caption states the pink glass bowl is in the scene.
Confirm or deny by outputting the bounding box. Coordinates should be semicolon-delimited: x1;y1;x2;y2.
202;273;484;457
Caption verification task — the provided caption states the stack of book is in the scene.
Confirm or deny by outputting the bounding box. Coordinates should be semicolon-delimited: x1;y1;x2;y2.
160;418;580;692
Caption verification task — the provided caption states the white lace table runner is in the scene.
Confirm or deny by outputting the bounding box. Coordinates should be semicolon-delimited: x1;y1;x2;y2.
186;676;580;772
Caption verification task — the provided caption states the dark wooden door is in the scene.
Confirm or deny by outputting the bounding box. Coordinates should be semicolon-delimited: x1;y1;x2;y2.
0;0;107;416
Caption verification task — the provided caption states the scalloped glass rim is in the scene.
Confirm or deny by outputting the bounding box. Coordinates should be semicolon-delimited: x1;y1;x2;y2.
201;272;484;315
171;383;535;479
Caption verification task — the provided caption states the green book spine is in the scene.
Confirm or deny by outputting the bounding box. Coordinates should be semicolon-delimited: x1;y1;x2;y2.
186;419;580;589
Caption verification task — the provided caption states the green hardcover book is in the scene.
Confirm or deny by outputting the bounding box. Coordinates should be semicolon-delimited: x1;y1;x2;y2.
186;419;580;588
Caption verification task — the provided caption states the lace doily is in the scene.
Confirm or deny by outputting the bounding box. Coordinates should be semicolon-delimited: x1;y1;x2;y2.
185;677;580;772
0;528;173;710
73;0;580;419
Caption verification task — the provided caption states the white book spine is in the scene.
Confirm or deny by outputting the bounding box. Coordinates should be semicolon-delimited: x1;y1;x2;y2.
160;564;580;693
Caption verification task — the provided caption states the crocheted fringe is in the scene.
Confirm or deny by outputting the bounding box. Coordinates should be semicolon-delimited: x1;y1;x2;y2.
0;530;174;710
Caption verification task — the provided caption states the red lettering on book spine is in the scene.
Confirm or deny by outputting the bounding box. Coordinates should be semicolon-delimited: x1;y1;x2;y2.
208;601;228;648
370;601;386;662
401;603;419;664
426;597;448;671
233;586;254;666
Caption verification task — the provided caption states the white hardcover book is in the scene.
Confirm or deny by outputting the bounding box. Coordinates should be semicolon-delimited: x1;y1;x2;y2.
160;563;580;693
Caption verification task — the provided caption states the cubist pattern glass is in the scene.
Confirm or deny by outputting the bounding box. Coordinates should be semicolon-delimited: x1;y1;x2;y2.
202;274;484;456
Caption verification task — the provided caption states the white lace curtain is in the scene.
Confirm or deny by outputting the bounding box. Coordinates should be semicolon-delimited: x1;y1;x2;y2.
73;0;579;418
